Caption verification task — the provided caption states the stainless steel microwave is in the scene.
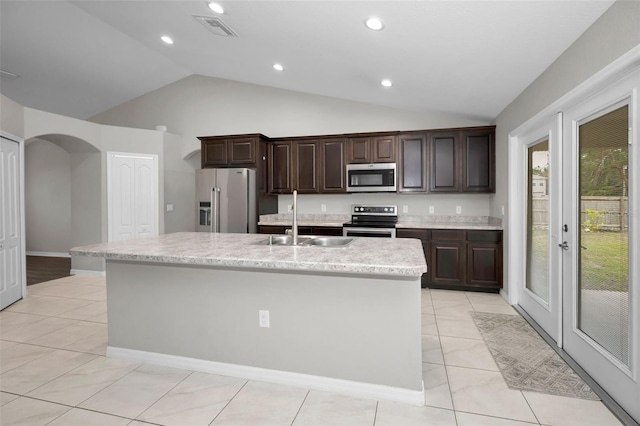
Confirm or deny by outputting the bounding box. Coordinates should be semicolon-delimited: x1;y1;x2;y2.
346;163;397;192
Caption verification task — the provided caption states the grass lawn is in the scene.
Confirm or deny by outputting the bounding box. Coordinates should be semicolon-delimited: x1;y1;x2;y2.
580;231;629;292
528;230;629;293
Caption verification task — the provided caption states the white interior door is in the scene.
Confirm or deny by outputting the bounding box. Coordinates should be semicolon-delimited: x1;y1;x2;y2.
0;135;23;310
518;114;563;344
562;74;638;422
108;152;158;242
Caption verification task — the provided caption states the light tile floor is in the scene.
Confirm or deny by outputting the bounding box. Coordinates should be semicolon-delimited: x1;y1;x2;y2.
0;276;622;426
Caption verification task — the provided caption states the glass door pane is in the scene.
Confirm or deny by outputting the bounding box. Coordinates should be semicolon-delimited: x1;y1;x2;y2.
578;105;629;366
527;140;550;302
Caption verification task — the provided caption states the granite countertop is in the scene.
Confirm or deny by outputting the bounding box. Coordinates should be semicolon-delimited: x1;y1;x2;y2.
259;214;502;230
70;232;427;277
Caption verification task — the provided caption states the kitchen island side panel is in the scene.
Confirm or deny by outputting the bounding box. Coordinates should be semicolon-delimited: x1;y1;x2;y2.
106;260;423;391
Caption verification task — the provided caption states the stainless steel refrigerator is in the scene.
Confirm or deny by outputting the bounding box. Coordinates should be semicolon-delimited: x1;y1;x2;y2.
196;168;257;233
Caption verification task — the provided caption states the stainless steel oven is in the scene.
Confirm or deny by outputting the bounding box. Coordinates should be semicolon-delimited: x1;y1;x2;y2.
342;204;397;238
343;227;396;238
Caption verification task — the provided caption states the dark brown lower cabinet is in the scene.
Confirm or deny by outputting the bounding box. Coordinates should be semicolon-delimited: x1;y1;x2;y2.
396;228;503;293
258;225;342;236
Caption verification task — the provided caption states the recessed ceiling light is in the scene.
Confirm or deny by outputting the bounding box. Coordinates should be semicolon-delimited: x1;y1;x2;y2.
381;79;392;87
365;17;384;31
273;63;284;71
161;35;174;45
208;2;224;14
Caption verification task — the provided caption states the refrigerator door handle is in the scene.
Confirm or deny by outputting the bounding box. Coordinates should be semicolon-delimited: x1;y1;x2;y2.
212;187;221;233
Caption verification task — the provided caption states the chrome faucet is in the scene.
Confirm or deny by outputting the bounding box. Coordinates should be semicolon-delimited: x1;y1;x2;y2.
292;189;298;245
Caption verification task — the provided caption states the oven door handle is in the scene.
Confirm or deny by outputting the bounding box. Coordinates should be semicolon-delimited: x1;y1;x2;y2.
343;227;396;237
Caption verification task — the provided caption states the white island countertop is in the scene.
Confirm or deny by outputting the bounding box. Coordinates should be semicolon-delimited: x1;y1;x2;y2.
70;232;427;277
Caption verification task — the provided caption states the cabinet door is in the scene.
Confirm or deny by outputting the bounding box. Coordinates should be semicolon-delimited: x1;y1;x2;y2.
321;139;346;193
467;243;502;289
372;136;396;163
429;241;466;285
398;134;427;192
269;142;292;194
429;132;460;192
201;140;228;167
294;141;319;193
346;137;371;164
228;137;256;165
462;130;495;192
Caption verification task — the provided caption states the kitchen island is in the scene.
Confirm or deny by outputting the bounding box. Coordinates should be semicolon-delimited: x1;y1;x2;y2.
70;232;427;405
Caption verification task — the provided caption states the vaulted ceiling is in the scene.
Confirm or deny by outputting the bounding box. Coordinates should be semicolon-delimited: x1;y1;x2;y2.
0;1;615;122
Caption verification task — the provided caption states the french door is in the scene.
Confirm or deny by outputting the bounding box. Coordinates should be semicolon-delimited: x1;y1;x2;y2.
519;115;562;343
562;75;638;422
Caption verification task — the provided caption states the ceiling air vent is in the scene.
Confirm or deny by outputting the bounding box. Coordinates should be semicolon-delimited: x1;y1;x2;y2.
193;15;238;37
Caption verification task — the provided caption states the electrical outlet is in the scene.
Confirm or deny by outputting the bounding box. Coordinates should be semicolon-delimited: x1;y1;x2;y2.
287;204;293;212
166;203;173;212
402;205;408;213
321;204;327;212
456;206;462;214
429;206;434;214
259;310;270;328
501;205;505;215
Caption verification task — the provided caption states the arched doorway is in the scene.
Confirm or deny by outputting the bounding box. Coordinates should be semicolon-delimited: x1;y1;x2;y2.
24;134;103;282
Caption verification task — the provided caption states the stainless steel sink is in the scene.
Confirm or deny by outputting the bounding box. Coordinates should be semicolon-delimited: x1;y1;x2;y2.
259;235;312;246
300;237;354;247
258;235;353;247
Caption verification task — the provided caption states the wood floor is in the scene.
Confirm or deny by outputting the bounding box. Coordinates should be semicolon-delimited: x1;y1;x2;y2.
26;256;71;285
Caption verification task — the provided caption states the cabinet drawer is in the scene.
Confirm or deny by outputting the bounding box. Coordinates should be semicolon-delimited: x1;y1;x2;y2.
430;230;465;241
259;226;287;234
467;230;502;243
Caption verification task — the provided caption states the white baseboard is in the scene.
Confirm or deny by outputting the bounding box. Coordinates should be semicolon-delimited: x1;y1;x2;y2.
107;346;425;406
70;269;106;277
26;251;70;258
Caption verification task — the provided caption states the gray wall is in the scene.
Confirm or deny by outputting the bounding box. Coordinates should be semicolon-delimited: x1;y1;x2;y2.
1;94;24;138
492;0;640;293
89;74;493;219
24;139;72;253
163;132;196;233
90;74;488;140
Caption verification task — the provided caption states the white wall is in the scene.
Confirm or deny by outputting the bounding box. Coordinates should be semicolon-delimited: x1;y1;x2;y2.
492;0;640;293
24;139;71;254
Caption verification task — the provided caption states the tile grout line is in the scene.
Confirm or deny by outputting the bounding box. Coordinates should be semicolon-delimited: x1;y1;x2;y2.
289;388;310;425
135;370;195;423
208;378;249;425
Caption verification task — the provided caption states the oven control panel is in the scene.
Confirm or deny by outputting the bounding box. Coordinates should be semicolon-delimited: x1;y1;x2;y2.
351;205;397;215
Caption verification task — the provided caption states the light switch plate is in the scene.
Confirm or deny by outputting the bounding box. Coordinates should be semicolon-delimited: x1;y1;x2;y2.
402;205;408;213
321;204;327;212
429;206;434;214
166;204;174;212
456;206;462;214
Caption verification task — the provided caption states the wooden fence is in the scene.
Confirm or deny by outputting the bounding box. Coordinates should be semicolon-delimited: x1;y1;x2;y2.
531;196;629;232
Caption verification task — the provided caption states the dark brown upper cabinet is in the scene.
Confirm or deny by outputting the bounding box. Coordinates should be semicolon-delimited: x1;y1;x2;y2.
427;128;495;193
320;139;346;193
268;141;293;194
269;138;346;194
462;130;495;192
429;132;460;192
293;141;320;193
346;135;396;164
397;134;427;192
200;134;266;168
